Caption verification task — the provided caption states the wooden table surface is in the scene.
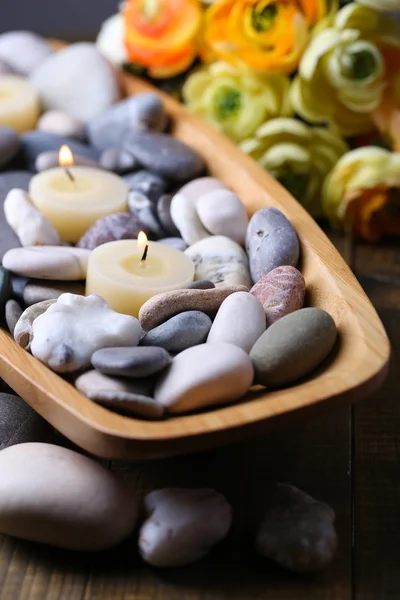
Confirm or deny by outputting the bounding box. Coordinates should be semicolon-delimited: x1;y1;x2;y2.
0;230;399;600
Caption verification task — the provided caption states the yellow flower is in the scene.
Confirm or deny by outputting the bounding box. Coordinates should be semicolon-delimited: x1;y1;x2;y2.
323;147;400;241
291;3;400;135
357;0;400;11
182;62;292;143
240;118;348;217
202;0;338;74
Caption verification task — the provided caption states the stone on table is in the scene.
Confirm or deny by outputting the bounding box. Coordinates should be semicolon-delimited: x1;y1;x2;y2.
250;307;337;388
0;442;139;550
139;488;232;567
14;299;56;351
30;43;120;121
4;188;61;246
30;293;143;373
123;170;167;204
127;192;165;239
154;342;254;413
0;31;52;76
76;212;146;250
0;265;11;317
196;189;248;246
256;483;337;572
5;299;23;336
100;147;139;174
159;237;188;251
37;110;86;140
87;93;167;150
0;126;20;168
142;311;212;353
75;370;163;419
2;246;91;280
185;236;252;288
139;285;248;331
246;207;300;284
123;131;205;181
22;280;85;306
157;194;180;237
92;346;171;378
35;151;99;172
250;266;305;325
0;393;57;449
20;131;98;171
207;292;265;353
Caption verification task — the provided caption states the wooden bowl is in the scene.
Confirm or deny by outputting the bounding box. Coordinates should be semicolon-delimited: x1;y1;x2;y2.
0;72;390;460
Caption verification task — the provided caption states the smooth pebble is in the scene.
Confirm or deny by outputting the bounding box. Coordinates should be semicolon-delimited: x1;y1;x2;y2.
139;285;248;331
250;266;305;325
185;236;252;288
250;307;337;387
127;192;165;239
75;370;163;419
185;279;215;290
0;265;11;316
14;299;56;351
176;177;226;203
20;131;98;170
0;393;57;450
139;488;232;567
4;188;61;246
0;172;32;259
256;483;337;573
88;93;167;150
246;208;300;283
100;147;139;173
142;311;212;353
35;151;99;172
2;246;91;280
208;292;265;353
5;299;23;336
30;43;120;121
0;442;139;550
76;212;146;250
123;170;167;204
22;280;85;306
197;189;248;245
0;126;20;168
0;32;52;75
170;190;210;246
37;111;86;140
157;194;180;236
159;237;188;251
92;346;171;378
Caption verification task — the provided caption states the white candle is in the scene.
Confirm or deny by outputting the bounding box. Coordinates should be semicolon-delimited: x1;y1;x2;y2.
0;75;40;132
86;233;195;317
29;146;129;243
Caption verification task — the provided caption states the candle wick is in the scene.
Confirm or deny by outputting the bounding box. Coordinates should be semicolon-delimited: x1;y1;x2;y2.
65;167;75;183
140;244;149;263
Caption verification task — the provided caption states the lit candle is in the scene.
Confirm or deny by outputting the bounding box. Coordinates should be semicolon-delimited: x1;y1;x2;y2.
86;233;195;317
0;75;40;132
29;146;129;243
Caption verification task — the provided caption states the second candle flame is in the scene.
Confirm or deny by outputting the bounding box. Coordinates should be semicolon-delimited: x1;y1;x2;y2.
138;231;148;251
59;145;74;167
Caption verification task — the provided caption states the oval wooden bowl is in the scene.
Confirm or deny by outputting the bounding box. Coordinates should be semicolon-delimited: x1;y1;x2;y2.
0;72;390;460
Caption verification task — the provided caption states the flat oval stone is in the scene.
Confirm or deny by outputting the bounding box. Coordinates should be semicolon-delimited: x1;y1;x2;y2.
5;299;23;335
176;177;226;203
35;151;99;172
207;292;265;353
0;442;139;550
185;236;252;288
250;266;305;325
250;307;337;388
0;32;52;76
87;93;167;150
100;147;139;174
75;370;164;419
76;212;146;250
22;280;85;306
20;131;98;170
157;194;180;237
139;285;248;331
0;393;56;449
92;346;171;378
0;126;20;168
196;190;248;246
37;111;86;140
186;280;215;290
246;208;300;284
0;266;11;316
127;192;165;239
2;246;91;280
159;237;187;251
123;132;205;181
142;311;212;353
155;342;254;413
123;170;167;204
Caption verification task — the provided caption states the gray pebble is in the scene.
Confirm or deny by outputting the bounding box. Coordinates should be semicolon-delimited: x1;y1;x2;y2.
87;93;167;151
0;266;11;316
256;483;337;573
22;281;85;306
5;299;23;336
35;151;99;172
0;126;20;169
100;147;139;174
76;212;147;250
75;370;164;419
123;132;205;182
157;194;180;236
123;170;167;204
11;275;28;302
142;311;212;353
246;208;300;283
160;238;188;251
185;280;215;290
128;192;165;239
0;172;32;259
0;393;57;450
20;132;98;170
92;346;171;378
250;307;337;388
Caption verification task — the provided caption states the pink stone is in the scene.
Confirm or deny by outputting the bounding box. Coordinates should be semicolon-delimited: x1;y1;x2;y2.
250;266;305;325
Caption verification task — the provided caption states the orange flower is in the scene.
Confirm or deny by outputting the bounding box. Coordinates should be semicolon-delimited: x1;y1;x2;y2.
124;0;203;78
202;0;337;73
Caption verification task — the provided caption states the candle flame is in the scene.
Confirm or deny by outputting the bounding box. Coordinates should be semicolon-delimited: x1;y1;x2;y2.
138;231;148;251
59;145;74;167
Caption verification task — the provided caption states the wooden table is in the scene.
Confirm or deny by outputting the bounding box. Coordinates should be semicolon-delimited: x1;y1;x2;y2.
0;231;399;600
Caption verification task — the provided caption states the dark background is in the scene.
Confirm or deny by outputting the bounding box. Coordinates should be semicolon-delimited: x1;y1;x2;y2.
0;0;118;39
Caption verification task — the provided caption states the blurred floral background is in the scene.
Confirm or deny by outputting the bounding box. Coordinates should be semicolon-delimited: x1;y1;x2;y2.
95;0;400;242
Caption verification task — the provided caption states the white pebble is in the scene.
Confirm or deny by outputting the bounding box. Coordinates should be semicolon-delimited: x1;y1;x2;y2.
37;110;86;139
0;31;52;76
196;190;248;246
2;246;91;280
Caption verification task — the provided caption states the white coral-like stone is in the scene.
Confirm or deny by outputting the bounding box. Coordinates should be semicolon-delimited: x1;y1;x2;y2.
30;294;143;373
4;188;61;246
